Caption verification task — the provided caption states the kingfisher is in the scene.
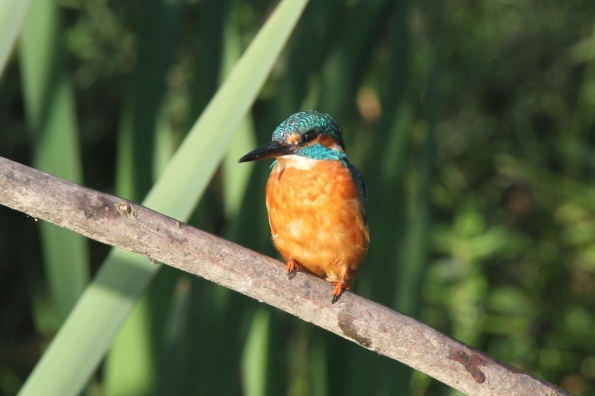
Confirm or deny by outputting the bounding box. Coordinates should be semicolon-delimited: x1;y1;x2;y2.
239;111;369;303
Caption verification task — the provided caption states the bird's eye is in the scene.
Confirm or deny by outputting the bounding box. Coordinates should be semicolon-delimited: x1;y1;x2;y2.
301;130;317;143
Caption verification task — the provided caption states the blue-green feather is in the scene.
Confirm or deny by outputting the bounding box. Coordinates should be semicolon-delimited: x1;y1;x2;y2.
272;110;346;151
345;160;367;221
296;144;346;160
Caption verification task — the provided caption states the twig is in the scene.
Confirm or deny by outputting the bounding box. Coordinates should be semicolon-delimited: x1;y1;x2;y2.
0;156;571;396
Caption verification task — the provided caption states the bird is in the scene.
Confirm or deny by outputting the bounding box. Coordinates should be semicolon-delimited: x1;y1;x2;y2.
238;110;369;303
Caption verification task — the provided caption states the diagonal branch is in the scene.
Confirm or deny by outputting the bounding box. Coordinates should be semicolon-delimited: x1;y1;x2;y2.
0;156;570;396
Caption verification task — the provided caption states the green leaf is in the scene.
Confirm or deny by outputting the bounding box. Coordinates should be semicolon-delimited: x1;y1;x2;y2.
0;0;31;76
20;0;89;322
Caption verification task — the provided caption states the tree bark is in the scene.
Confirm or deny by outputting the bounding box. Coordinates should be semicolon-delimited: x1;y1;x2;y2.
0;156;571;396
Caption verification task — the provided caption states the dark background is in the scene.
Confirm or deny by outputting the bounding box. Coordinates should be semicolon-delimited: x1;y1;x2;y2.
1;0;595;394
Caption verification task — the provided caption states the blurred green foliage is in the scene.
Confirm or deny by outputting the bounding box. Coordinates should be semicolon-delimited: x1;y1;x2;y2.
1;0;595;395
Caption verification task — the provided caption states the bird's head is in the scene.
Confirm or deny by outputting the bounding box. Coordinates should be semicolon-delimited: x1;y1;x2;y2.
238;111;346;163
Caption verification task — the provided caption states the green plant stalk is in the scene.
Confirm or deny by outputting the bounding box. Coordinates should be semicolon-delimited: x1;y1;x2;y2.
567;18;595;177
317;0;393;117
221;20;257;221
18;0;309;395
241;308;270;396
104;292;155;396
19;0;89;322
393;3;443;392
155;276;193;395
105;0;184;391
0;0;31;76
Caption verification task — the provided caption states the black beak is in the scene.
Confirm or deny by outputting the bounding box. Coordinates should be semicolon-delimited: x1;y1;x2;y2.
238;140;296;163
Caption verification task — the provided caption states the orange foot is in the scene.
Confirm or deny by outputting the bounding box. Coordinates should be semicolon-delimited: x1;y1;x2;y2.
331;279;346;304
286;259;298;280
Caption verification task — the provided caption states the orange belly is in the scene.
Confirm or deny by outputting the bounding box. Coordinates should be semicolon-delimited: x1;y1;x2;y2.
265;157;369;289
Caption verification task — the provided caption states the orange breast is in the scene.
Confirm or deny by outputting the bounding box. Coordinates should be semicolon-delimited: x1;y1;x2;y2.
265;157;369;289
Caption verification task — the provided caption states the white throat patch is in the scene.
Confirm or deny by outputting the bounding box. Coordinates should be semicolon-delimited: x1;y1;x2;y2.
275;155;318;171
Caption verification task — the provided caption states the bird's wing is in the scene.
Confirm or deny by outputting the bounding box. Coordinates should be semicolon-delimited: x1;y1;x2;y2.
345;161;367;220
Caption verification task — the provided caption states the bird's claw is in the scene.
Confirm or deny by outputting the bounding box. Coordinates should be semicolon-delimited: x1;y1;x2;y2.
286;269;297;280
286;259;298;280
331;281;345;304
